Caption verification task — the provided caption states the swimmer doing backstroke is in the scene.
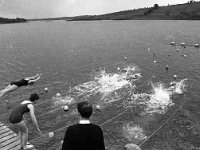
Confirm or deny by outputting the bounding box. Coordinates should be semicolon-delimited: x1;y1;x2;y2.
0;74;41;98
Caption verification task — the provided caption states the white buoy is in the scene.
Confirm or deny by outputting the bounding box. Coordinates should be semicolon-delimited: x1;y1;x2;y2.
173;75;177;79
180;42;186;47
117;67;120;71
170;42;176;46
60;140;63;144
183;55;187;58
153;60;157;63
176;48;179;51
56;93;61;97
194;43;199;48
165;65;169;70
48;132;54;137
62;105;69;111
44;88;48;92
96;105;101;110
124;56;127;60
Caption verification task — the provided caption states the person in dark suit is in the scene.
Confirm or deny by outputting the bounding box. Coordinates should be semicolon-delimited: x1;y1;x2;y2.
61;101;105;150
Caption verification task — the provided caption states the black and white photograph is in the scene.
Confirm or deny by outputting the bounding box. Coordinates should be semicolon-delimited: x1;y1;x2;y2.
0;0;200;150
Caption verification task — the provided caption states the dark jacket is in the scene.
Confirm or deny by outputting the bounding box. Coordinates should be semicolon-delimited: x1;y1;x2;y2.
61;123;105;150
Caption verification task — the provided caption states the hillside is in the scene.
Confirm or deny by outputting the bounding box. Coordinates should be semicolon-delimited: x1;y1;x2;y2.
69;2;200;21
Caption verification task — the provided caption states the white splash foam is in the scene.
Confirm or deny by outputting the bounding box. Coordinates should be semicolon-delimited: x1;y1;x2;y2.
52;65;187;116
123;122;147;141
53;96;75;105
145;83;173;114
126;79;188;114
68;66;141;103
169;78;188;94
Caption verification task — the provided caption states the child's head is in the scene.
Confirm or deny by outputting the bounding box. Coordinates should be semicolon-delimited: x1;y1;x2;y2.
29;93;39;102
77;101;93;119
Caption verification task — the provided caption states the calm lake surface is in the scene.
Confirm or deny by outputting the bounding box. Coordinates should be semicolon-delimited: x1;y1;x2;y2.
0;20;200;150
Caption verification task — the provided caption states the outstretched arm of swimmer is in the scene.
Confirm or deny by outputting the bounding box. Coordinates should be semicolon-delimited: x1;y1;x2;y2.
28;104;41;132
26;73;42;80
28;74;41;84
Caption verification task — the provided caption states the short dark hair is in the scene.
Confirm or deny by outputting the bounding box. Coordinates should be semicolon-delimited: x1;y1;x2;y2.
29;93;39;102
77;101;93;119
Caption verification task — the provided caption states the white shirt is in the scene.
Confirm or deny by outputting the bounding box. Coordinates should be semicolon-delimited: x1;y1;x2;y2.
79;120;90;124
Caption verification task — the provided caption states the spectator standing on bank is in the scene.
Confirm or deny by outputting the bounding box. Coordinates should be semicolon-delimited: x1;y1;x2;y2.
61;101;105;150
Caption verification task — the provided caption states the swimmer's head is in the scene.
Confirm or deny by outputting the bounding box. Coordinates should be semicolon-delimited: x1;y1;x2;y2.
29;93;39;102
77;101;93;119
28;82;34;85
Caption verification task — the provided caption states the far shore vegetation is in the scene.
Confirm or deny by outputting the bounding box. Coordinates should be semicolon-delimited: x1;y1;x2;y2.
1;0;200;23
67;1;200;21
0;17;27;24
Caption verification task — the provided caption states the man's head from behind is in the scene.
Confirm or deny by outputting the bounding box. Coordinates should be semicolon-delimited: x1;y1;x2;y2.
77;101;93;119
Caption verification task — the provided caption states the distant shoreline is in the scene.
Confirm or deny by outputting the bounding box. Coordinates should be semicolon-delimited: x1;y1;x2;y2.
66;2;200;21
3;1;200;23
0;17;27;24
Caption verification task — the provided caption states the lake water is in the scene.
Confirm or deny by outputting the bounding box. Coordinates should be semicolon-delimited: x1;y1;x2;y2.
0;20;200;150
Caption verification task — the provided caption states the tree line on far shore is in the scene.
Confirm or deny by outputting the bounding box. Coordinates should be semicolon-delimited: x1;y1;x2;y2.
0;17;27;24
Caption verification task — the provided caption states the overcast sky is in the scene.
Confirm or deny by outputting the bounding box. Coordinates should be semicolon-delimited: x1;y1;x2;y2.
0;0;189;19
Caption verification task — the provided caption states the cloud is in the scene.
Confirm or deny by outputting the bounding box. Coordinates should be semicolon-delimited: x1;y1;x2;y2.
0;0;5;7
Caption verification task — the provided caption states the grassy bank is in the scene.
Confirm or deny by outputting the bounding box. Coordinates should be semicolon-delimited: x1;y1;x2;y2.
69;2;200;21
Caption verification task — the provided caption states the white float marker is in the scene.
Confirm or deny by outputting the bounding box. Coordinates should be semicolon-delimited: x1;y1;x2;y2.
38;87;48;95
60;140;63;145
96;105;101;110
173;75;177;79
56;93;61;97
44;87;48;92
48;132;54;138
194;43;199;48
170;42;176;46
165;65;169;70
62;105;69;112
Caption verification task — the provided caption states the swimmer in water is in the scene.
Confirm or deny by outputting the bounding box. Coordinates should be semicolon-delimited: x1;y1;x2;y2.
9;93;43;150
168;78;188;94
0;74;41;98
126;73;141;81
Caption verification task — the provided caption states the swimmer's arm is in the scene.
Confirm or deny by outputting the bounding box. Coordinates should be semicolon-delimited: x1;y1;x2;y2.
28;104;41;132
28;75;41;83
26;73;42;80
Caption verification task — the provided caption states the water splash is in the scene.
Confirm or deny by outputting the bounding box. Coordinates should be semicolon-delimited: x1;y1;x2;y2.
122;122;147;142
125;78;188;114
52;64;188;115
68;65;141;104
145;83;174;114
169;78;188;94
53;95;75;105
